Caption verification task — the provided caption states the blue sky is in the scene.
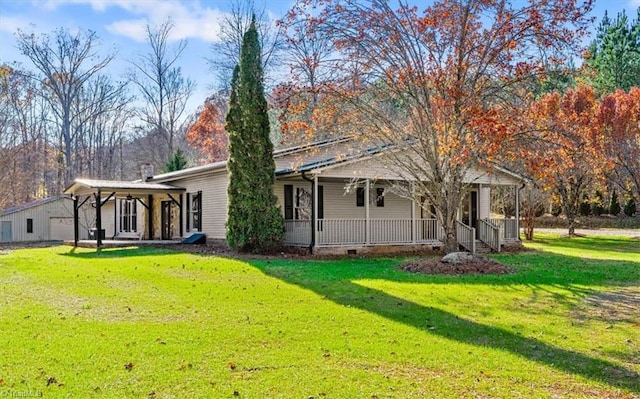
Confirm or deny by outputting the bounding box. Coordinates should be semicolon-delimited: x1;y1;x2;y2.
1;0;639;113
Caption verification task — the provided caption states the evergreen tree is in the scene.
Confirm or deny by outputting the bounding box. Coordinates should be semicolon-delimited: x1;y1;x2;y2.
585;9;640;96
163;148;188;172
624;195;637;216
609;189;621;215
226;17;284;252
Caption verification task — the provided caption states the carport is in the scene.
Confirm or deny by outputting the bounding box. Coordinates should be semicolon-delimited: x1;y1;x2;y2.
64;178;186;248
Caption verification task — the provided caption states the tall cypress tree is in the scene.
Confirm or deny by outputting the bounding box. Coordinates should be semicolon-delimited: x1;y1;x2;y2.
226;17;284;252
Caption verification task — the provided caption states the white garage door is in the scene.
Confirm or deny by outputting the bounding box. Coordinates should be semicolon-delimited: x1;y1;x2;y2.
49;217;74;241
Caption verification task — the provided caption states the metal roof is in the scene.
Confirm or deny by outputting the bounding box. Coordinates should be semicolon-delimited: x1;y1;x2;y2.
64;178;186;197
1;196;68;216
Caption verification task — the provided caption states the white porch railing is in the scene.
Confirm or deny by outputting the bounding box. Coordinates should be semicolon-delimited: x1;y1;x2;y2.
478;218;500;252
488;218;519;242
456;221;476;253
284;220;311;246
317;219;366;245
285;218;442;246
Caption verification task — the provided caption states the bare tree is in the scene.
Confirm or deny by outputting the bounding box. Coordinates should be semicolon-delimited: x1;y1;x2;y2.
207;0;283;92
15;28;116;189
129;18;195;166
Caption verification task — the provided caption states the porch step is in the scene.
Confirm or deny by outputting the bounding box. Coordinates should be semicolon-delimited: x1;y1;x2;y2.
474;240;493;253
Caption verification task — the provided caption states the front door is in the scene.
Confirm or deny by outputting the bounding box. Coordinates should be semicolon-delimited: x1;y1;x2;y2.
462;191;479;231
161;201;172;240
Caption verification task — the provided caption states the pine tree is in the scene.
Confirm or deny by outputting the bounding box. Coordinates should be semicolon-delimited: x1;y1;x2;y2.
585;9;640;95
624;195;637;216
163;148;188;172
609;189;621;215
226;17;284;252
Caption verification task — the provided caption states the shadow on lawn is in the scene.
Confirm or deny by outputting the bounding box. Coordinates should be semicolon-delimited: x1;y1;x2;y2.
61;247;177;259
250;257;640;393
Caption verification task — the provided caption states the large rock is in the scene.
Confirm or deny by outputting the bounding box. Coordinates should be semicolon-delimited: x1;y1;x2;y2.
441;251;475;264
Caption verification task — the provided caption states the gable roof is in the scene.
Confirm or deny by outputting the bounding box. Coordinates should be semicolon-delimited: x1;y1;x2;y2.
1;196;67;216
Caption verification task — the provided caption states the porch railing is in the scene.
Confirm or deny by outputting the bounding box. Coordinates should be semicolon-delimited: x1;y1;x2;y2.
478;218;500;252
283;220;311;246
286;218;442;246
456;221;476;253
488;218;519;242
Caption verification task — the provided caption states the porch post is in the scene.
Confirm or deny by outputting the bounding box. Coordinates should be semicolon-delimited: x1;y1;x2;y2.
96;189;102;248
148;195;154;240
411;182;416;243
313;175;318;249
73;196;79;247
515;184;520;240
179;193;183;238
365;179;370;245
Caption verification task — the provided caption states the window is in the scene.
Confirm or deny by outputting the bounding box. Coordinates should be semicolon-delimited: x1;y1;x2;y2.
295;187;311;220
26;218;33;234
119;199;137;232
187;191;202;231
356;187;365;207
284;185;322;220
376;188;385;207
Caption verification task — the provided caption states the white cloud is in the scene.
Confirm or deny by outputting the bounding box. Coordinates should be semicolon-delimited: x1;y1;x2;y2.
32;0;228;43
0;15;34;34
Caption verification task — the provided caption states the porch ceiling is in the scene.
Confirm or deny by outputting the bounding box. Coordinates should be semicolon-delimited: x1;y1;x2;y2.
64;178;186;197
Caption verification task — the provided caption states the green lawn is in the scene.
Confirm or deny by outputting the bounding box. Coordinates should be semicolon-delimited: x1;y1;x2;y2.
0;234;638;398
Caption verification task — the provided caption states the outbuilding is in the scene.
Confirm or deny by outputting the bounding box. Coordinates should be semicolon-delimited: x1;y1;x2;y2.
0;196;93;243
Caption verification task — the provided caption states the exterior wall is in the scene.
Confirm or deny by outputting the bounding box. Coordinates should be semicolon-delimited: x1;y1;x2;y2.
316;154;521;186
274;179;413;220
0;197;94;242
172;172;229;240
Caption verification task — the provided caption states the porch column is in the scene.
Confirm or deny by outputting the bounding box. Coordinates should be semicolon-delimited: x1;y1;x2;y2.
179;194;183;238
73;196;79;247
147;195;154;240
411;182;416;243
96;189;102;248
365;179;370;244
313;175;318;249
515;185;520;240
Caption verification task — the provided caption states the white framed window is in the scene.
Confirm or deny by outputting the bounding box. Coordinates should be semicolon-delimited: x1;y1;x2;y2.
119;198;137;232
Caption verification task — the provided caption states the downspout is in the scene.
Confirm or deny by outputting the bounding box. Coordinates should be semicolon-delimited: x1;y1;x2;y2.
301;171;315;254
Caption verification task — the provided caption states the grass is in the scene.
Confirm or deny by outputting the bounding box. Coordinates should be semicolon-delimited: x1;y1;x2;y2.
0;234;638;398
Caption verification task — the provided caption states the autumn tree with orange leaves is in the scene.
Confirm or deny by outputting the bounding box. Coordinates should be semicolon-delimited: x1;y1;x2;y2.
597;88;640;209
186;94;228;162
520;86;606;236
281;0;593;252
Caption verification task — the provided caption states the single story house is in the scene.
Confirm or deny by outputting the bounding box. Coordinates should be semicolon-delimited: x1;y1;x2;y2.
63;137;524;254
0;196;94;243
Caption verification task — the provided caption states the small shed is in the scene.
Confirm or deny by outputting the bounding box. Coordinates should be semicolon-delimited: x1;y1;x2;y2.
0;196;92;243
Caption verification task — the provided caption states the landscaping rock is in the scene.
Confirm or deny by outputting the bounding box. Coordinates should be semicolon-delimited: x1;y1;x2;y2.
441;251;474;264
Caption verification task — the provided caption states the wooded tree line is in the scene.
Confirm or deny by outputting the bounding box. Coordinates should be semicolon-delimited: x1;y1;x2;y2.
2;0;640;244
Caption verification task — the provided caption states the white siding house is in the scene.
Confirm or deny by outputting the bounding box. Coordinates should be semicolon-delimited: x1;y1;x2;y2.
62;137;524;253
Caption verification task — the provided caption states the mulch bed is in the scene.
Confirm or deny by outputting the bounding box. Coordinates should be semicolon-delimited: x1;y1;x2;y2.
401;257;512;275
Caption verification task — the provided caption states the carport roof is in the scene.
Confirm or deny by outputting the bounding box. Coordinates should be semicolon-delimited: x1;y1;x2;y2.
63;178;186;197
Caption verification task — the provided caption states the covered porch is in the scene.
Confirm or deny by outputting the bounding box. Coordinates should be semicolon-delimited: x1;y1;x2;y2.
279;177;521;254
63;178;186;248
